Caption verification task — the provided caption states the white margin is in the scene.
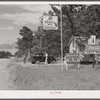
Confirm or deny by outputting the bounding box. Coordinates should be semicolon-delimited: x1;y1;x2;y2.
0;1;100;5
0;1;100;99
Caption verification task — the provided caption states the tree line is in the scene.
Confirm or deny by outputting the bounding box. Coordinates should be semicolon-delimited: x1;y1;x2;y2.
15;5;100;59
0;51;12;58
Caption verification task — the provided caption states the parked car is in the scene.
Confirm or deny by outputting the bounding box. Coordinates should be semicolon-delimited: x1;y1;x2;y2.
30;52;56;64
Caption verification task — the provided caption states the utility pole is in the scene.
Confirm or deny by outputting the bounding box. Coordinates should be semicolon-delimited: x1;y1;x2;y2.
60;4;63;70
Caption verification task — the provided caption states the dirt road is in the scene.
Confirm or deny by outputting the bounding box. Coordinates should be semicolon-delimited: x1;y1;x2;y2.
0;59;11;90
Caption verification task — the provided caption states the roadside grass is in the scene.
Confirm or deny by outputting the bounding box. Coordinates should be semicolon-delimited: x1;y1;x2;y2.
7;57;23;68
12;57;24;63
8;62;100;90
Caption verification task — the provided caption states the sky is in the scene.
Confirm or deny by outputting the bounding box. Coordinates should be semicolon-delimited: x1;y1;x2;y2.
0;4;51;44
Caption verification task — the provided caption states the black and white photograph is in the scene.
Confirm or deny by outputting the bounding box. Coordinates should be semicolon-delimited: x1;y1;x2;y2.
1;1;100;98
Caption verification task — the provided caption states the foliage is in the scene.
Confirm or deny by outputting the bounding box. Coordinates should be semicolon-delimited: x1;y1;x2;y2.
49;5;100;55
33;5;89;57
16;5;100;58
16;26;34;58
0;51;11;58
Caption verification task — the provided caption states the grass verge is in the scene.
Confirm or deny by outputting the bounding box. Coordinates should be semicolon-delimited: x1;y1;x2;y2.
8;63;100;90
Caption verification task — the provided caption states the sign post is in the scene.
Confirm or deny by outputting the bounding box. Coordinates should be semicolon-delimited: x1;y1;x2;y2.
42;6;63;70
65;53;80;70
92;53;95;68
85;44;100;68
96;52;98;67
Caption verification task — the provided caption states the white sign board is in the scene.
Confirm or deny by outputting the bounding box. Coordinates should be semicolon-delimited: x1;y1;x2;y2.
43;15;58;30
85;45;100;53
65;53;80;63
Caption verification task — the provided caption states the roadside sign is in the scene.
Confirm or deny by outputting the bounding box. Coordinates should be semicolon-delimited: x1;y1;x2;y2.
85;45;100;53
65;53;80;63
43;15;58;30
85;44;100;68
64;53;80;70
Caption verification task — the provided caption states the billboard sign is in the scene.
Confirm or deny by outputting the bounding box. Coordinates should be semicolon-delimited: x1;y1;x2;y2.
43;15;58;30
65;53;80;63
85;45;100;53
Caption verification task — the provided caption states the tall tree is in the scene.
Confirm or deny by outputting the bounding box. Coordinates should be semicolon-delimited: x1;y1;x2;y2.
16;26;34;59
34;11;61;57
51;5;88;54
30;5;100;58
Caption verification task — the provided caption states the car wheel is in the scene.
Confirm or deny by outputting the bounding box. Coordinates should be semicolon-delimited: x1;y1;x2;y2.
47;60;51;64
31;61;35;64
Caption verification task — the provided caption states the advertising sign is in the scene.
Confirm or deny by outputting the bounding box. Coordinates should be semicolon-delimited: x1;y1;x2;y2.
65;53;80;63
85;45;100;53
43;15;58;30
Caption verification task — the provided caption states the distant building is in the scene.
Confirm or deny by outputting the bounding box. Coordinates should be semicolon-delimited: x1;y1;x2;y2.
69;36;87;53
68;35;100;54
88;35;96;45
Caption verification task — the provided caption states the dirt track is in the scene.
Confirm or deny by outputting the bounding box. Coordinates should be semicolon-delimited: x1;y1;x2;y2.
0;59;11;90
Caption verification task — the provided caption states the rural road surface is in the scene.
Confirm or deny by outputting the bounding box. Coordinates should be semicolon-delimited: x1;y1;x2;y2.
0;59;11;90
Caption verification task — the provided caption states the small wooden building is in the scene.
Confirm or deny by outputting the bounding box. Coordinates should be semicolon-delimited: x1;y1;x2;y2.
69;36;87;53
69;35;100;54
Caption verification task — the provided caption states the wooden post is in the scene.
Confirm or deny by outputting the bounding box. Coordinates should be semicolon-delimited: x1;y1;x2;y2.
78;63;80;68
78;53;80;68
64;56;67;70
96;52;98;68
66;63;68;70
45;53;48;64
92;54;95;68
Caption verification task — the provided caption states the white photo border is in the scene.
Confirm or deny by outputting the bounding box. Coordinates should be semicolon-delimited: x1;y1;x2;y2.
0;1;100;99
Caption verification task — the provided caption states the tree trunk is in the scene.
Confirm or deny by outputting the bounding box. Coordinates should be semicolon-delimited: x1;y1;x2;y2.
27;48;30;62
